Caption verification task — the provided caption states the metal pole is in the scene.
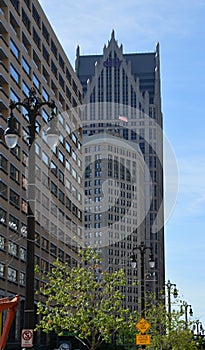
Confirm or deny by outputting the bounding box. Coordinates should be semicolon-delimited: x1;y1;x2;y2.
24;110;36;350
140;246;146;350
167;284;171;330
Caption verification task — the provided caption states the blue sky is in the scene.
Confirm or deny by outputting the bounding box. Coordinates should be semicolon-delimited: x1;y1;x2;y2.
39;0;205;325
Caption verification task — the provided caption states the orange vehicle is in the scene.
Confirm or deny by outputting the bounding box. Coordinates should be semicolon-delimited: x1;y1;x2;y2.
0;295;20;350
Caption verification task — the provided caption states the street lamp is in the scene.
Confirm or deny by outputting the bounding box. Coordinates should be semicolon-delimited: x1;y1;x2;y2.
131;242;155;317
180;301;193;328
2;87;58;349
192;320;204;337
165;280;178;329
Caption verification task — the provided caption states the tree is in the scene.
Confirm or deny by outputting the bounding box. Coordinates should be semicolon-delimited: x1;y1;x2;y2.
116;293;198;350
35;248;137;350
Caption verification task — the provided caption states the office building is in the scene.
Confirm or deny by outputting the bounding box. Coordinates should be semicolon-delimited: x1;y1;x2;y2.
76;30;165;306
0;0;82;347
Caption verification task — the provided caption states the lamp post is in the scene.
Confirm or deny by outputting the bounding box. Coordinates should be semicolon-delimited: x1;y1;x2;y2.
181;302;193;328
2;87;58;349
131;242;154;349
165;280;178;330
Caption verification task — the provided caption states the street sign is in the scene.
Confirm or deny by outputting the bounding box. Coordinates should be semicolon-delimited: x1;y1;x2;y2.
136;317;151;333
21;329;33;348
136;334;151;345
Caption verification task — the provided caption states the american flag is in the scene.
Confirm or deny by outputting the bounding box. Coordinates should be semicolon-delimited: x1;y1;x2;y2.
118;115;128;122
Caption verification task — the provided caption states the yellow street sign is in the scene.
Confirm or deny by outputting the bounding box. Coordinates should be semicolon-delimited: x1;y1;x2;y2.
136;334;151;345
136;317;151;333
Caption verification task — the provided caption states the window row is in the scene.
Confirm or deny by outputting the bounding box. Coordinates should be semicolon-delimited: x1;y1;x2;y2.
9;2;81;101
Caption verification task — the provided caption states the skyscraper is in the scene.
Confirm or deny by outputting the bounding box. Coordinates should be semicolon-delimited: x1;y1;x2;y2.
76;30;165;308
0;0;82;347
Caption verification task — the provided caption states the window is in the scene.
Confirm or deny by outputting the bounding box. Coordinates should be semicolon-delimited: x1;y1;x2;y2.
19;272;25;285
8;267;17;282
72;133;77;144
0;208;6;225
50;161;57;176
0;154;8;173
10;164;20;182
0;181;8;200
32;4;40;27
51;39;57;58
8;241;18;256
51;181;57;196
10;38;19;59
66;141;71;153
66;86;71;101
59;169;64;183
42;23;49;43
10;189;20;208
33;50;40;70
51;60;57;78
58;150;65;164
43;45;49;63
33;27;40;47
66;67;71;83
33;72;40;90
42;108;49;123
22;57;31;76
10;88;20;104
59;54;65;71
22;80;30;96
50;243;57;256
42;87;49;101
59;190;64;204
0;263;4;277
10;64;20;84
59;73;65;90
42;151;49;165
22;8;30;32
11;0;19;12
22;33;31;54
24;0;30;10
51;201;57;216
0;236;5;250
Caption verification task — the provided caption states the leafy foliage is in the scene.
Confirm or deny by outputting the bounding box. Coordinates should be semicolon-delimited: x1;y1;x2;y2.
35;248;136;350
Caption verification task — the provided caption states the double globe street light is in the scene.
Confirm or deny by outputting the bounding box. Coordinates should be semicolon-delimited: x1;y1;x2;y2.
1;87;59;349
130;242;155;317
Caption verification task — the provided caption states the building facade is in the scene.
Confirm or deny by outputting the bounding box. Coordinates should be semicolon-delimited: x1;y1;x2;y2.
76;31;165;306
0;0;82;348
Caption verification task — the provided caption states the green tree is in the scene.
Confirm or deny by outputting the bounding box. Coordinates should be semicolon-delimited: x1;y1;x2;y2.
35;248;137;350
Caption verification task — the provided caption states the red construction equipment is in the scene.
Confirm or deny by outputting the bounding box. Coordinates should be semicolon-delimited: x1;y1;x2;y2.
0;295;20;350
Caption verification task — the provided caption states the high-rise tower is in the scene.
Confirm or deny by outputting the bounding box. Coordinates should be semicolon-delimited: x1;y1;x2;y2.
76;31;164;307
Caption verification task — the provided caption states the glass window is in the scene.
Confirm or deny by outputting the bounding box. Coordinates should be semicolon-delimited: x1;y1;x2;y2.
8;267;17;282
10;189;20;208
22;57;31;76
0;263;4;277
10;63;20;84
0;154;8;173
42;151;49;165
19;272;26;285
33;72;40;90
22;7;30;32
22;80;30;96
58;150;65;164
0;236;5;250
8;241;18;256
42;87;49;101
10;164;20;182
42;22;49;43
0;181;8;200
10;38;19;59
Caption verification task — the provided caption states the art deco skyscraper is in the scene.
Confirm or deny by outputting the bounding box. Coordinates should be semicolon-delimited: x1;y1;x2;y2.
76;31;164;307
